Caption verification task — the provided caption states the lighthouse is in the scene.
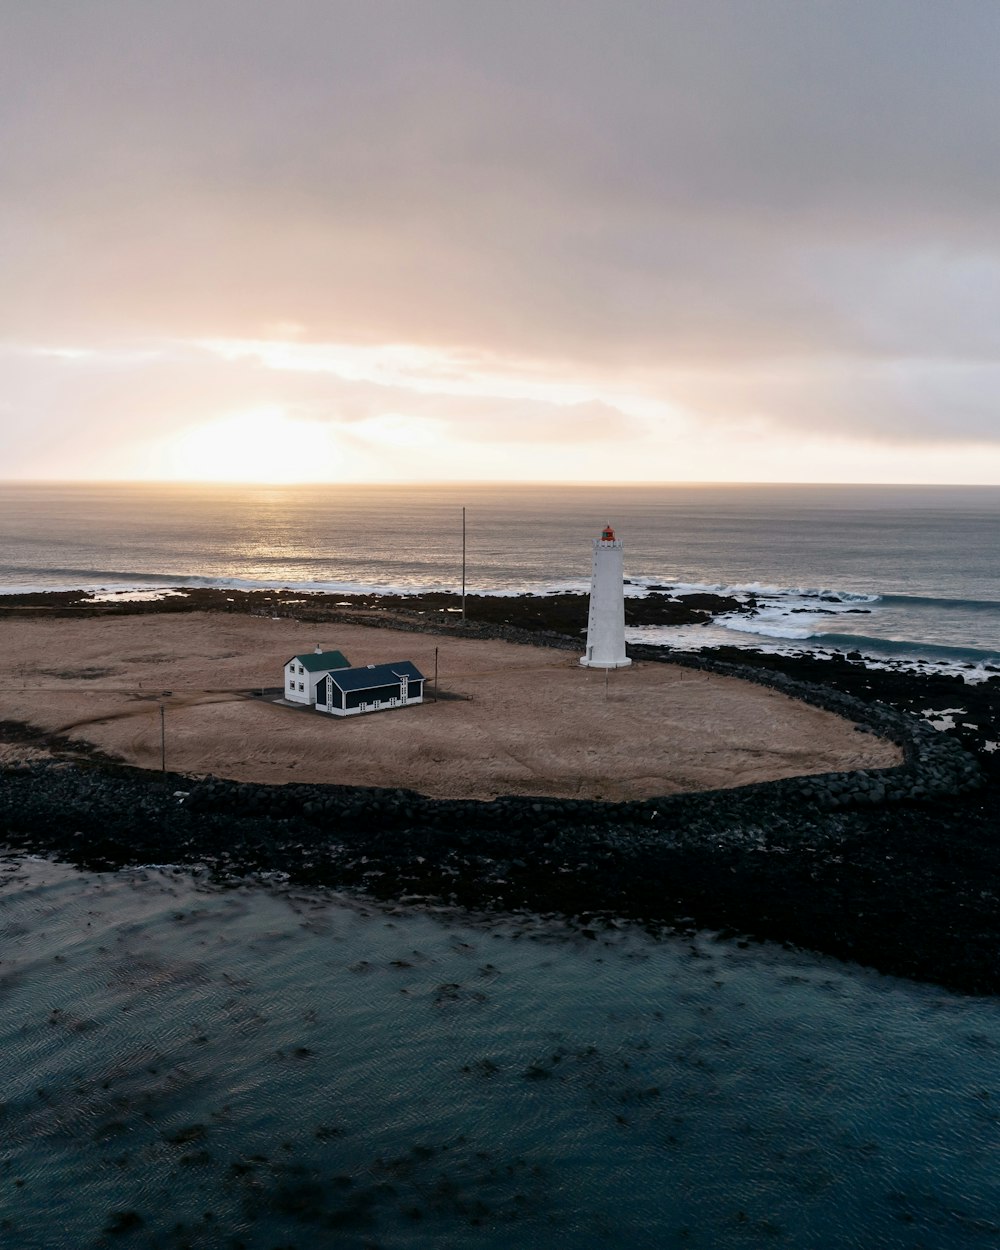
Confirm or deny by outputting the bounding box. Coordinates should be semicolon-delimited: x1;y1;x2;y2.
580;524;632;669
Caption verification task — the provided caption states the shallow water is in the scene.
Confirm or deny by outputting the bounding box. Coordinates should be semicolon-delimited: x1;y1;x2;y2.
1;857;997;1248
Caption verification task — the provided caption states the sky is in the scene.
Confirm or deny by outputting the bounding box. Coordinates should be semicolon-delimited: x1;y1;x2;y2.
3;0;1000;485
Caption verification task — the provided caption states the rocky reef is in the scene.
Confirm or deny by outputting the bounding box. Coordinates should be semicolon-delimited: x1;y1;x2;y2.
0;585;745;631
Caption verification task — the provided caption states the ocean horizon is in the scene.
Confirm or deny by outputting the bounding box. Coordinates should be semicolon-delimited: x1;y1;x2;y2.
2;480;998;676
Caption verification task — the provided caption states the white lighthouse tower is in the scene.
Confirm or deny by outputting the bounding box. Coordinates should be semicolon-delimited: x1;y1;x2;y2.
580;523;632;669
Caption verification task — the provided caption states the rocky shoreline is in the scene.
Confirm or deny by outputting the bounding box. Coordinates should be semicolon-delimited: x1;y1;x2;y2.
1;591;997;996
0;583;749;631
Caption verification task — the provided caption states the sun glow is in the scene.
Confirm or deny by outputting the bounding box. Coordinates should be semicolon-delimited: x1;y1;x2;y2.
153;407;339;484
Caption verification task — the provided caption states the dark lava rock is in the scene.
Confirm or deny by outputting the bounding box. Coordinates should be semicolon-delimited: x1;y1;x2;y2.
0;593;997;997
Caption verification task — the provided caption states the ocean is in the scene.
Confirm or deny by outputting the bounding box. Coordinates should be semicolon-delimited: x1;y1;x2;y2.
2;857;998;1250
1;481;998;675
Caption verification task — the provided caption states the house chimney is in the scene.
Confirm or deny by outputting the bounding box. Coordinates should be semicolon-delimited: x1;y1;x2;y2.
315;644;323;654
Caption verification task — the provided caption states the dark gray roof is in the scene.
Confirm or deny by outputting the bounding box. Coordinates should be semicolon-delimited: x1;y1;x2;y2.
328;660;424;692
288;650;350;673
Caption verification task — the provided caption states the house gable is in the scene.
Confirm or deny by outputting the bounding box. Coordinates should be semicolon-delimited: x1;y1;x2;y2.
284;649;351;673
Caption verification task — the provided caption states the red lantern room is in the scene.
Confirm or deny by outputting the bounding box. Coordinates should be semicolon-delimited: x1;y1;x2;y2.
601;524;616;543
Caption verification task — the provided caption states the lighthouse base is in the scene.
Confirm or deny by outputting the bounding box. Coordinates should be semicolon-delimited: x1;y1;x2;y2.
580;656;632;669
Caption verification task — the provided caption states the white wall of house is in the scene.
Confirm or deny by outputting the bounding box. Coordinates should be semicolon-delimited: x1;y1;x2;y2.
284;660;329;704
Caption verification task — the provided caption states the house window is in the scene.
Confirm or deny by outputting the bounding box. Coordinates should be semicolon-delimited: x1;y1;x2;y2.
298;682;304;691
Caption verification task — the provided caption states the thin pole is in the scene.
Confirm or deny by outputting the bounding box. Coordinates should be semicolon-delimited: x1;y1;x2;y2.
434;646;439;703
159;703;166;778
605;666;609;701
461;506;466;625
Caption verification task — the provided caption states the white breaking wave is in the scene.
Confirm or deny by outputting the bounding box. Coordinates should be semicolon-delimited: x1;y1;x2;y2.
88;588;189;603
1;574;597;599
2;568;883;608
625;623;1000;684
628;577;880;605
921;708;967;732
716;615;815;641
623;578;884;646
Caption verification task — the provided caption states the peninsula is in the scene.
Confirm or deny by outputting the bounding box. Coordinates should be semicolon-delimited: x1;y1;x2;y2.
0;588;996;996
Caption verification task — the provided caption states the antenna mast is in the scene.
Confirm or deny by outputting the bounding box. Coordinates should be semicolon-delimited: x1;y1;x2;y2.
461;505;467;625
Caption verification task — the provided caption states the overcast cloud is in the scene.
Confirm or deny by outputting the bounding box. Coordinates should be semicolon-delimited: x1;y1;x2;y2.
3;0;1000;480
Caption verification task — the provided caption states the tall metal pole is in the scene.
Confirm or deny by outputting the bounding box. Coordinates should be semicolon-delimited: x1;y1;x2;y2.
433;646;439;703
160;703;166;778
461;506;466;625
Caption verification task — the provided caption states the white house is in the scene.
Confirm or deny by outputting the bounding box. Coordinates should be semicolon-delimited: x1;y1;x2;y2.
580;523;632;669
284;646;351;704
314;660;425;717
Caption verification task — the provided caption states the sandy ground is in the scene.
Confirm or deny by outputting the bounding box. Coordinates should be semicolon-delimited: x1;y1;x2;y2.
0;612;901;800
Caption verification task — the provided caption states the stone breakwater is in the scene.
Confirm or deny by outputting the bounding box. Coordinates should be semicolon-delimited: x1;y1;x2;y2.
629;646;984;807
1;640;996;996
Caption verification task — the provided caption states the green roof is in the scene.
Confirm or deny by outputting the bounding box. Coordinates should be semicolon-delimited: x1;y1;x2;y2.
326;660;424;692
290;650;350;673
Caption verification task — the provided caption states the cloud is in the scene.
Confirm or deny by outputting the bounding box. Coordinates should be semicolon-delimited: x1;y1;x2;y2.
0;340;646;479
2;1;1000;469
660;357;1000;445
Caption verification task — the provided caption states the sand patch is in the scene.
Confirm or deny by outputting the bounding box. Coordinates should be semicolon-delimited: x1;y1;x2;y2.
0;612;902;800
0;742;54;766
